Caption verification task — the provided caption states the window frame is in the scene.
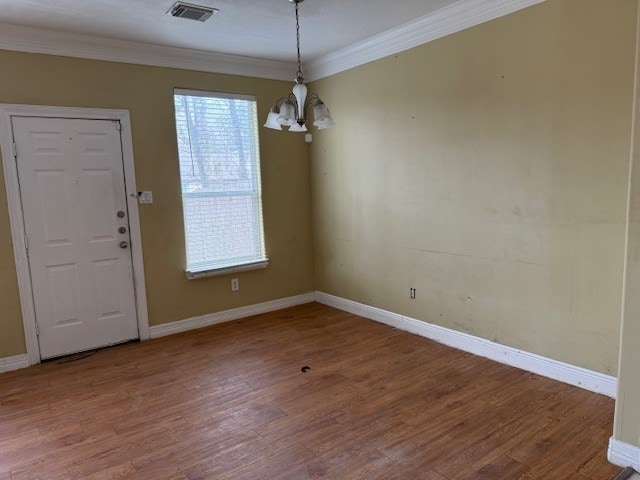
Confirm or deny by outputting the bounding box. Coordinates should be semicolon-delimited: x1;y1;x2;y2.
173;88;268;279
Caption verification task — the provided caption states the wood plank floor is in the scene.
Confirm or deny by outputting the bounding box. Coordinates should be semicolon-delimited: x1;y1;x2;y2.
0;303;620;479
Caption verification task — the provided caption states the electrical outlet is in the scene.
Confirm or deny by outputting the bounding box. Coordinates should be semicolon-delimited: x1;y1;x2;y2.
231;278;239;292
410;288;416;299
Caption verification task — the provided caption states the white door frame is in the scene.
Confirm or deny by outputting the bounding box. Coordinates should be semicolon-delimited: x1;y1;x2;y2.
0;104;150;365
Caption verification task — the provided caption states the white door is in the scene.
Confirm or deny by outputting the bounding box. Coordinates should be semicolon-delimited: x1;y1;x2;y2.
12;116;139;359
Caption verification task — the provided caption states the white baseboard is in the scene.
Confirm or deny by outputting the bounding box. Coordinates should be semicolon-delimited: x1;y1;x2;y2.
0;294;316;373
0;290;619;402
149;292;317;339
0;354;30;373
315;291;618;398
609;437;640;470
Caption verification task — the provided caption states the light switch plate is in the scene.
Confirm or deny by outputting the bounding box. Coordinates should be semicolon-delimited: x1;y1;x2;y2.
138;191;153;204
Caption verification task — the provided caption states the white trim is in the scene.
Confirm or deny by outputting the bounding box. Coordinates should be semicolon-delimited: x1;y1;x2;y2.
1;108;42;366
0;23;296;82
0;1;543;83
315;291;618;398
186;260;269;280
306;0;545;81
174;89;256;102
0;354;30;374
118;112;151;342
0;104;151;364
609;438;640;470
149;292;316;338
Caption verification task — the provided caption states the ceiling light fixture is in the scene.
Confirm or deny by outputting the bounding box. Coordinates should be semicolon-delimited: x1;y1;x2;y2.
264;0;334;132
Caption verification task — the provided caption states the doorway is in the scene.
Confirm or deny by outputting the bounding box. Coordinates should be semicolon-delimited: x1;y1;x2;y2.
0;105;149;363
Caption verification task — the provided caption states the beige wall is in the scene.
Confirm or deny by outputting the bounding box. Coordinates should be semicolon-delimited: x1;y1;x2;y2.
310;0;637;375
0;51;314;358
0;0;636;386
0;0;638;454
615;1;640;448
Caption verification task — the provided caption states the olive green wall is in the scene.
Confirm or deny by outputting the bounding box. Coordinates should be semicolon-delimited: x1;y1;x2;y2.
0;50;314;358
310;0;637;375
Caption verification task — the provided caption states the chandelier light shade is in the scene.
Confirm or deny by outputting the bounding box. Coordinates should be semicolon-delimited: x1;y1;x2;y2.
264;107;282;130
264;0;335;133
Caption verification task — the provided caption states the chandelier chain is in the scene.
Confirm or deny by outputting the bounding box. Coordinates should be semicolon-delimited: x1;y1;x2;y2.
262;0;333;131
295;0;303;80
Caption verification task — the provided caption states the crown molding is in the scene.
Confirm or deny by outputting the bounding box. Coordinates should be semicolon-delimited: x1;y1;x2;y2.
306;0;545;81
0;0;544;82
0;23;296;81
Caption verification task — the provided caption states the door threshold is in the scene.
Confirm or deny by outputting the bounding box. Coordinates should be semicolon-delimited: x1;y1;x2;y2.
42;338;140;364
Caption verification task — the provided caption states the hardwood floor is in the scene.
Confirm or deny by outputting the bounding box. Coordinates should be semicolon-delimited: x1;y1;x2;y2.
0;303;620;479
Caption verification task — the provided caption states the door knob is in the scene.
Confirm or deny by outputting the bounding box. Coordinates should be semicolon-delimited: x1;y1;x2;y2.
119;241;128;249
117;210;125;218
118;226;127;234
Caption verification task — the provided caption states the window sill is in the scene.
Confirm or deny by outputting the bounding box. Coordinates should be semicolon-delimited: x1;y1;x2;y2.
185;259;269;280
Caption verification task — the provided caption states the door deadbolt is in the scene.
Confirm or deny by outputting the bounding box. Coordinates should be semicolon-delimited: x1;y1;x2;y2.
119;241;128;249
118;226;127;234
117;210;125;218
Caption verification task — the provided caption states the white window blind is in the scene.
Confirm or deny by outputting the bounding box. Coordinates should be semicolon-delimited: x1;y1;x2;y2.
173;89;267;275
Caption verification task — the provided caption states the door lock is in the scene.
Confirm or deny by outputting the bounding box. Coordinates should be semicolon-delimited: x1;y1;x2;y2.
119;241;128;249
117;210;125;218
118;226;127;234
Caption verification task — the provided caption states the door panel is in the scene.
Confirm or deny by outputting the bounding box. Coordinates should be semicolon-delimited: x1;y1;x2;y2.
12;116;139;359
91;258;123;317
36;170;74;244
46;262;81;327
83;170;118;240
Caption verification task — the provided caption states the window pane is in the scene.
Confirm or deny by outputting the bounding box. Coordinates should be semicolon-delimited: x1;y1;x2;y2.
173;90;266;272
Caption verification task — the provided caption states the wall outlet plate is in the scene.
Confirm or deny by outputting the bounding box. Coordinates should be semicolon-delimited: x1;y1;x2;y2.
138;191;153;204
231;278;239;292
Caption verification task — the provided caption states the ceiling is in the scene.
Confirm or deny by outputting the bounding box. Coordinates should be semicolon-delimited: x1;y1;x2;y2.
0;0;544;81
0;0;460;63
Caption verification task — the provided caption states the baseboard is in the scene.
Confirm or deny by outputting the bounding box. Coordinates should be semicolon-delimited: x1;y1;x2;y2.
609;438;640;470
0;354;30;373
315;291;618;398
1;291;619;401
0;293;317;372
149;292;317;339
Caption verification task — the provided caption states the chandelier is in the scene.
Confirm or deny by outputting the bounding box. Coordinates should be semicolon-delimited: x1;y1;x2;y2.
263;0;335;132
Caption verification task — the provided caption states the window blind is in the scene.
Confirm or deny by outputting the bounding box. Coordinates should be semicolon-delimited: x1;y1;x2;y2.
173;90;266;274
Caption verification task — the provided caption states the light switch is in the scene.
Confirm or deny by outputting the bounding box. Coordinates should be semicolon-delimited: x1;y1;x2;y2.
138;191;153;204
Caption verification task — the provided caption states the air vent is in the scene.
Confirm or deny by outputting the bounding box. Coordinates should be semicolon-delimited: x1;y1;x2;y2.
168;2;218;22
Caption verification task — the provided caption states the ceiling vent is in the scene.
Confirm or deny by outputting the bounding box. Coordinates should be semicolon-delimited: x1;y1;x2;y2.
168;2;218;22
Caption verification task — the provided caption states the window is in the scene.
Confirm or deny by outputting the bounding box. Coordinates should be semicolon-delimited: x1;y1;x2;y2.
173;89;267;278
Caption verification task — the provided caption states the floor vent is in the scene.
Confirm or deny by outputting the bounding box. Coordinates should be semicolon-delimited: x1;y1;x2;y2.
168;2;218;22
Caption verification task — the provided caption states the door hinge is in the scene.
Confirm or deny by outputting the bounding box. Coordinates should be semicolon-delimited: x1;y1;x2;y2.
114;121;121;131
11;142;17;158
24;234;29;254
35;322;39;336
